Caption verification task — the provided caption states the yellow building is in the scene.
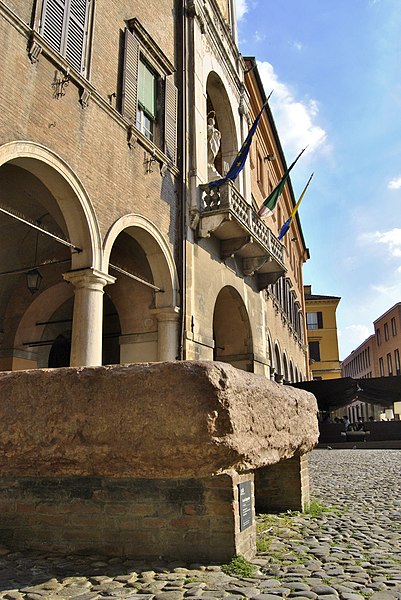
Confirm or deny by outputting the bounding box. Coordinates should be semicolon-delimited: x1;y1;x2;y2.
304;285;341;380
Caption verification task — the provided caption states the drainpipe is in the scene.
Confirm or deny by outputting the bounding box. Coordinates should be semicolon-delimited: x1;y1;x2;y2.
178;0;187;360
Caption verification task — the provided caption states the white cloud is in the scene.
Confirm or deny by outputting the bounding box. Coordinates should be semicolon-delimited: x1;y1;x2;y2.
388;176;401;189
257;61;327;158
360;228;401;257
236;0;248;20
339;324;371;357
254;31;266;42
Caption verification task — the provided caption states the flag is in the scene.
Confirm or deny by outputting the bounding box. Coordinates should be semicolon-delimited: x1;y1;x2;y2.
278;173;314;241
257;147;307;218
208;91;273;189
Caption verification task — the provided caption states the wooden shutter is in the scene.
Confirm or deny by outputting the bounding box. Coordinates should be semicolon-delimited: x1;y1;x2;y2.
164;74;178;165
122;29;140;123
317;311;323;328
40;0;66;53
65;0;90;73
40;0;89;73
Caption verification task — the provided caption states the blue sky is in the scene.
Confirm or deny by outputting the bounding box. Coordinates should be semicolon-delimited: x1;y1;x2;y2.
235;0;401;359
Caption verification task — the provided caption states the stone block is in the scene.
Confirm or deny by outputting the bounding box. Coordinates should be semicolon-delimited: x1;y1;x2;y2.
0;361;318;478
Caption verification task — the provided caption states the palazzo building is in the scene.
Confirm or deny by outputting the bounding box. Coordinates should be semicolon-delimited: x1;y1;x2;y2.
0;0;310;381
304;285;341;381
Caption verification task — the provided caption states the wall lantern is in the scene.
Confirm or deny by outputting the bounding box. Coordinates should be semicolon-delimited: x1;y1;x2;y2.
25;227;42;294
25;268;43;294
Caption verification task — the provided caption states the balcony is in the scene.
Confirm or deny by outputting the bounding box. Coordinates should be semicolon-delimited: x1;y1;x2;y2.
198;182;286;289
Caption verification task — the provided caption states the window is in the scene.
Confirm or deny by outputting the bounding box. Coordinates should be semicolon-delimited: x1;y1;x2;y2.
40;0;90;73
306;311;323;330
309;341;320;362
395;349;400;375
122;20;178;164
376;328;381;346
379;357;384;376
387;353;393;376
384;323;389;341
137;58;156;141
257;153;264;192
391;317;397;336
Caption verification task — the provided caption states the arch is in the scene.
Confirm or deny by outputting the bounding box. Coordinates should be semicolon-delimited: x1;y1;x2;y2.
283;352;289;383
289;360;295;384
205;71;238;180
213;285;253;372
266;332;274;379
104;215;180;363
274;342;282;377
103;214;179;309
0;141;101;270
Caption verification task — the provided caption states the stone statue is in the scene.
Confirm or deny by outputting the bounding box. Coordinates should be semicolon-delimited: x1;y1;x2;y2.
207;111;221;180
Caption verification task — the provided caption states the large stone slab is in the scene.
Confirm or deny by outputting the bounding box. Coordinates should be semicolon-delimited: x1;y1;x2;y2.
0;361;318;478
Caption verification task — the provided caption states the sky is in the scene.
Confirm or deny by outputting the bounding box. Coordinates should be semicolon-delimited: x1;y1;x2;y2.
235;0;401;360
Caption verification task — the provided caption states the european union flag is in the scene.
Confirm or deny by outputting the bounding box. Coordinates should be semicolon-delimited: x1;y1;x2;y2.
208;93;272;189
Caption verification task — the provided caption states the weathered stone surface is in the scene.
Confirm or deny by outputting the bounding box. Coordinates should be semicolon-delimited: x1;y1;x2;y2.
0;361;318;478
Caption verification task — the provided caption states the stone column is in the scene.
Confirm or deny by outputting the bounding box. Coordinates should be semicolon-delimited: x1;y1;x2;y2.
151;307;180;361
63;268;115;367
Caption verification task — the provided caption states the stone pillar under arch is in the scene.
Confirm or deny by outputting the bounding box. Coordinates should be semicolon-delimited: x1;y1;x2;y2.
152;306;180;361
63;268;115;367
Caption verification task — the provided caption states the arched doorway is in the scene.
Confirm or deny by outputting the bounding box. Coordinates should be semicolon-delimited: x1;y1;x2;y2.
104;215;180;363
213;286;253;372
0;142;101;370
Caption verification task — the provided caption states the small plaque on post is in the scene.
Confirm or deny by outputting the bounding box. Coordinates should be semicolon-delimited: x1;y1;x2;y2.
238;480;253;531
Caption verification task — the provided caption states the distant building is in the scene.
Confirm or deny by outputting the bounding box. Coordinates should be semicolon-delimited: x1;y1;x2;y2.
341;303;401;421
342;303;401;378
341;335;377;379
304;285;341;380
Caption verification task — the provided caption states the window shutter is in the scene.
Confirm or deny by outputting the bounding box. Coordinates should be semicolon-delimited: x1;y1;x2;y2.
122;29;140;123
317;311;323;328
65;0;89;73
164;74;178;165
40;0;66;53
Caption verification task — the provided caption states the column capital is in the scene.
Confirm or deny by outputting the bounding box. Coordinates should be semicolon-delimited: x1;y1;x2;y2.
150;306;180;323
63;268;115;290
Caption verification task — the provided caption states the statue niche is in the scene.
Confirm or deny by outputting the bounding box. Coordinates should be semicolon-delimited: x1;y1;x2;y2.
207;111;222;181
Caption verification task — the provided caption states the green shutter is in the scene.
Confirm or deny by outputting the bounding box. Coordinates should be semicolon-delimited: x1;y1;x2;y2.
122;29;140;123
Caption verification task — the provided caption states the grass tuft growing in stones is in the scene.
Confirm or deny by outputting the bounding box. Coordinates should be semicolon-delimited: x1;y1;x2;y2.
304;498;334;518
221;555;257;578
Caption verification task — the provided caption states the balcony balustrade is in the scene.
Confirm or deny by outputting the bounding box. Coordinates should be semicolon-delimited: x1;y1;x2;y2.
198;182;286;289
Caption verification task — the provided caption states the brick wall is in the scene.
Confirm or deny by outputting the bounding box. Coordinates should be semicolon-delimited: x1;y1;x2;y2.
254;453;310;513
0;472;256;562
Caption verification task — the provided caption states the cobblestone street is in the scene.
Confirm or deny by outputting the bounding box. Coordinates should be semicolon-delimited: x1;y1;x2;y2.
1;449;400;600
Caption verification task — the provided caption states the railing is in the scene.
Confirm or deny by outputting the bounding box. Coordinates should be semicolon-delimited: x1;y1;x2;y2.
201;182;285;265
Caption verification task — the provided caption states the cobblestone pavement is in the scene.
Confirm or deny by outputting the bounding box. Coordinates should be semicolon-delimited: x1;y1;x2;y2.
1;449;401;600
